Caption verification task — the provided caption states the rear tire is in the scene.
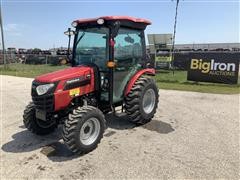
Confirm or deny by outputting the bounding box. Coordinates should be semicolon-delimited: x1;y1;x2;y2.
23;102;57;135
62;106;106;153
125;76;159;124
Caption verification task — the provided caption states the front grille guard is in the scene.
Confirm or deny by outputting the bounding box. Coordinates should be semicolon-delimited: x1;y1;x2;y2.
31;80;56;112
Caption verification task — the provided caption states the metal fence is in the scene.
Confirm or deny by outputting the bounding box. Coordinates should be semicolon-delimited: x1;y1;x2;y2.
1;52;240;70
0;53;68;65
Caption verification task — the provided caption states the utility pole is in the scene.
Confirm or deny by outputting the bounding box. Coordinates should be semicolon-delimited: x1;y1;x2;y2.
171;0;180;74
0;1;6;69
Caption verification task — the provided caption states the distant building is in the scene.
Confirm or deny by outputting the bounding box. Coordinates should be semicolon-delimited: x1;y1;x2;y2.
147;42;240;52
174;43;240;51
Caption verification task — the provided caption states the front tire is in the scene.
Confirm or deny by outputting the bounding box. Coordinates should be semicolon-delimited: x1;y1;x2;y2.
125;76;159;124
62;106;106;153
23;102;58;135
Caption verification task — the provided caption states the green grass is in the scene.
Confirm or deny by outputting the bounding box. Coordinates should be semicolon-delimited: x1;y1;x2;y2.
0;64;239;94
155;70;240;94
0;63;67;78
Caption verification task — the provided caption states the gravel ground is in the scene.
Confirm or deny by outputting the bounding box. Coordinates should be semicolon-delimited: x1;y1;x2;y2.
0;75;239;179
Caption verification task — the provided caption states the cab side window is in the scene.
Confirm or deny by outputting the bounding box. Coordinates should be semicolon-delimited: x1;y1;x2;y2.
114;28;143;70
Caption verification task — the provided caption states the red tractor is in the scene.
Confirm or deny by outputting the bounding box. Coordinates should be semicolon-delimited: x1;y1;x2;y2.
23;16;159;154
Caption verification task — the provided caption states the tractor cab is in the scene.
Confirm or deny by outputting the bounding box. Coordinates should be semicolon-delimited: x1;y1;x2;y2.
70;16;151;105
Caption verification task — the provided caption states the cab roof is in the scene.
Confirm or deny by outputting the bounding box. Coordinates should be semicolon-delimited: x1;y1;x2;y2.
73;16;151;25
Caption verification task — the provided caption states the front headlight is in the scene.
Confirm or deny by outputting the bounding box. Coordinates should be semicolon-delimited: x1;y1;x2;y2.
36;83;54;96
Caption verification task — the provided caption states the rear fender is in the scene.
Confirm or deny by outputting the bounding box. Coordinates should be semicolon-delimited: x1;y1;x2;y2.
124;68;155;96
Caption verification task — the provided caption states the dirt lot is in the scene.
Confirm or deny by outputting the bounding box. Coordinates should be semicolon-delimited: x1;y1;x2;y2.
0;75;239;179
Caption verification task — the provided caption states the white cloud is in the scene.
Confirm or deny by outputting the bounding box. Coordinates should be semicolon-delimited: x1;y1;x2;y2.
4;23;22;36
4;23;18;31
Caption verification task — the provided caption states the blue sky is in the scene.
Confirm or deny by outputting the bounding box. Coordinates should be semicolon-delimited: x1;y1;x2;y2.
2;0;239;49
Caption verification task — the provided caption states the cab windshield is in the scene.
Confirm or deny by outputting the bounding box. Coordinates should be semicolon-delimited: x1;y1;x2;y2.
73;27;109;70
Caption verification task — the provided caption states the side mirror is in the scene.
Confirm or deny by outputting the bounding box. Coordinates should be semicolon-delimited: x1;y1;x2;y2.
124;36;134;44
64;28;75;63
111;21;120;38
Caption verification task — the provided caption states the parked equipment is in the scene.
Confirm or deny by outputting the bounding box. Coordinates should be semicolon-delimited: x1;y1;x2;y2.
23;16;159;154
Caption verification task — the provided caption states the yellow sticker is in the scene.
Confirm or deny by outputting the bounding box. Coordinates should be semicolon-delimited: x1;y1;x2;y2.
69;88;80;96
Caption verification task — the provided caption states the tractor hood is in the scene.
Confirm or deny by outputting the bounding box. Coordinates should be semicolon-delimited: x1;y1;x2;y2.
35;66;92;83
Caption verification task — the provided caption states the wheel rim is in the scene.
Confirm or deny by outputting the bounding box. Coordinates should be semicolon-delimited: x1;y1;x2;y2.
79;117;100;146
142;88;156;114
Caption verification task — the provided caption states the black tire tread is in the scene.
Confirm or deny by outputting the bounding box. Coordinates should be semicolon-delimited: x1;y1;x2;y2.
62;106;105;153
125;76;159;124
23;102;57;135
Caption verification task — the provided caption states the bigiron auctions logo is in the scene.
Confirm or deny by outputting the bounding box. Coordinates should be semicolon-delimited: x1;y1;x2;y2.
187;53;239;84
190;59;236;76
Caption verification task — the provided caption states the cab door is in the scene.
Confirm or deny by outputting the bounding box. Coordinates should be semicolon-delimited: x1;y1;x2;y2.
113;27;144;103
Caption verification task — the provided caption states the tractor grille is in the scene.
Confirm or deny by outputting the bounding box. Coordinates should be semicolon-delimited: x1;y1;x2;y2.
31;81;55;112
